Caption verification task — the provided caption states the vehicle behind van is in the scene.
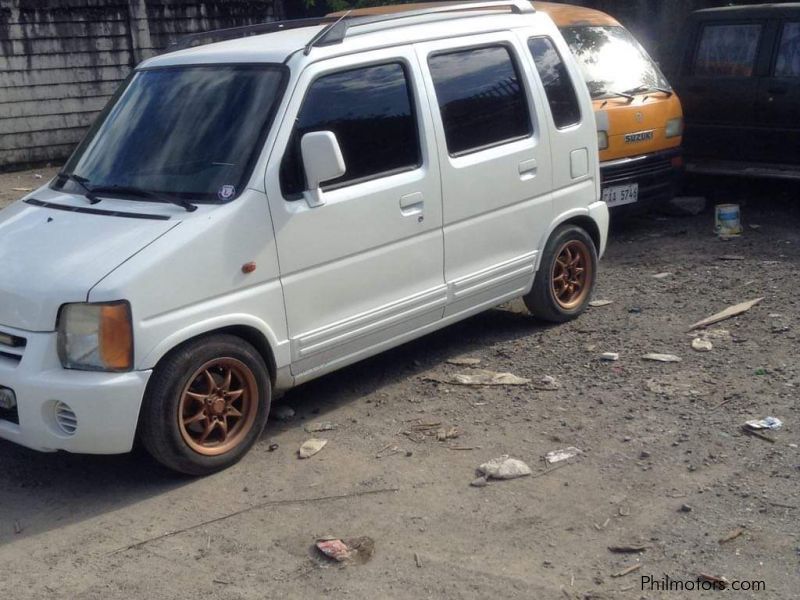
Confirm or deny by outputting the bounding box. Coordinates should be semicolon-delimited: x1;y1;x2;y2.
0;1;608;475
673;4;800;180
533;2;685;211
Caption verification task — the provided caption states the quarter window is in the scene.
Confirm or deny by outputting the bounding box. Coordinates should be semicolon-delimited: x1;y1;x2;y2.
776;22;800;77
280;62;420;198
428;45;532;156
528;37;581;129
694;23;762;77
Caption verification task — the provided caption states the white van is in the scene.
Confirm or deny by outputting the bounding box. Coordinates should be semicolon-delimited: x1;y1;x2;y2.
0;1;608;474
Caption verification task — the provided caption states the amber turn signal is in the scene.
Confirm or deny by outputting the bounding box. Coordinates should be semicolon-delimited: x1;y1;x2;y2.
99;303;133;371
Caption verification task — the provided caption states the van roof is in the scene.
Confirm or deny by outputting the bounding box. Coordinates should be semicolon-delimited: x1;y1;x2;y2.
693;2;800;18
142;3;549;70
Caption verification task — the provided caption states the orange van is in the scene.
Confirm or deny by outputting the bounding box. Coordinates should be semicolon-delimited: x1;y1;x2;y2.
535;2;684;210
331;1;685;212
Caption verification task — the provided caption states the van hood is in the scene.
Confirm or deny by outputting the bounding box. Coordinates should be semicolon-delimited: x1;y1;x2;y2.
0;192;180;332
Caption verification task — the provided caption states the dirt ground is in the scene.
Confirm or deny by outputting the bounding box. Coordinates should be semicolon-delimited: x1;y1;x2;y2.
0;170;798;599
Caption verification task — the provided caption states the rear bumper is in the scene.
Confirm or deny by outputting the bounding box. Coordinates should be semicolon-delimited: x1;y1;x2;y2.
0;325;150;454
601;148;683;210
588;201;609;259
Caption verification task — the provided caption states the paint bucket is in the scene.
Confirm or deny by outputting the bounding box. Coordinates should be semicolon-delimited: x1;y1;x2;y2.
715;204;742;237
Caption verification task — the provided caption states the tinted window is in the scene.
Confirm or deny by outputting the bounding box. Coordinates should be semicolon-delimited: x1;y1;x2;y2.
528;37;581;128
694;24;762;77
428;45;532;155
776;22;800;77
61;65;286;202
280;63;420;198
561;26;670;98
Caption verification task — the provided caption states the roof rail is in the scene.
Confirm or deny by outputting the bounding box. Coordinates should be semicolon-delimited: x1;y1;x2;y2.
167;17;334;52
307;1;535;53
164;1;534;56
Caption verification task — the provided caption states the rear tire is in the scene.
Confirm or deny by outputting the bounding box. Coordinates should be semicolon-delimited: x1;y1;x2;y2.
524;224;597;323
139;334;271;476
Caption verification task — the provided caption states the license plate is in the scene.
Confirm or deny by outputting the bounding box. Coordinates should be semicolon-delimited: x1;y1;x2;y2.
602;183;639;207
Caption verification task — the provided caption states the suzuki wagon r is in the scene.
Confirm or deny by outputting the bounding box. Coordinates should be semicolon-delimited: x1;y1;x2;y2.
0;1;608;475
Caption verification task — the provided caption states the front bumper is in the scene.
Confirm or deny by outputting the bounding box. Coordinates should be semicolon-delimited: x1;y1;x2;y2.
601;148;683;210
0;324;150;454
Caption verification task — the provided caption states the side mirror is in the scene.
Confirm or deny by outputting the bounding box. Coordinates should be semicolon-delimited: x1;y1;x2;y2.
301;131;346;208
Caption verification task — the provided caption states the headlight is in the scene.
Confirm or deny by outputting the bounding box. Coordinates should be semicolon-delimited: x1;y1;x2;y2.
57;302;133;371
597;130;609;150
666;117;683;138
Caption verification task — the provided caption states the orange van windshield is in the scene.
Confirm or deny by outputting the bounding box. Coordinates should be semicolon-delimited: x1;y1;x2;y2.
562;26;670;99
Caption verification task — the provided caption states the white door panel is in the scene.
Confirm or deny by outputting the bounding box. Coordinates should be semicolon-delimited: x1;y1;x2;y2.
416;33;554;315
520;29;600;211
265;48;445;376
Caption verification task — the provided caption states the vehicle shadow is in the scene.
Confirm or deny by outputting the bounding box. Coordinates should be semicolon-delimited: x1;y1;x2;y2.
267;302;551;425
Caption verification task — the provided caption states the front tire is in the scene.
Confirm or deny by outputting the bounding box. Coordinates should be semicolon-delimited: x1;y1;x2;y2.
139;334;271;476
524;224;597;323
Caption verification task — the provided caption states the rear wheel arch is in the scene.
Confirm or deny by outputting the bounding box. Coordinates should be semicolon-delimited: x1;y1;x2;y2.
560;215;600;253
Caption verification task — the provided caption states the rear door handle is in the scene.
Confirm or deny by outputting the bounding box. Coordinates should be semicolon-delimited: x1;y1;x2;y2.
519;158;538;180
399;192;424;216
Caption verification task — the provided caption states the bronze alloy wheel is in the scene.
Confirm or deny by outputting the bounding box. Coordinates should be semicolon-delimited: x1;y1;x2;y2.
178;358;259;456
551;239;593;311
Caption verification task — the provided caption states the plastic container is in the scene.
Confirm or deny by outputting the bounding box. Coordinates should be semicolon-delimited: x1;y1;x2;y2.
715;203;742;237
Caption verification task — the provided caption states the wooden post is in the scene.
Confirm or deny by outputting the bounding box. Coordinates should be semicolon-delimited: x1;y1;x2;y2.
127;0;154;65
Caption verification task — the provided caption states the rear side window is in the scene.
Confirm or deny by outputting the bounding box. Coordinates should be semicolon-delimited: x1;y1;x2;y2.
280;63;420;198
693;23;762;77
428;45;532;156
528;37;581;129
776;22;800;77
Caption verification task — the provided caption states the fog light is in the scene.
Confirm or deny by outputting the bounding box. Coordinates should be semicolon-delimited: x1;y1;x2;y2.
0;387;16;410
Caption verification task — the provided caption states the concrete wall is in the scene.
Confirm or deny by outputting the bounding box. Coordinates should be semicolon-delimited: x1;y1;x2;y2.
0;0;283;171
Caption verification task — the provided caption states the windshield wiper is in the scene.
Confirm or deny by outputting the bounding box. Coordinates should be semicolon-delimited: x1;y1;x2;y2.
594;89;635;102
623;85;673;97
56;171;100;205
89;185;198;212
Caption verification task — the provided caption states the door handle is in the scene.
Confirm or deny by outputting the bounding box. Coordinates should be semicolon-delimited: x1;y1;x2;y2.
767;87;787;95
519;158;538;180
399;192;424;216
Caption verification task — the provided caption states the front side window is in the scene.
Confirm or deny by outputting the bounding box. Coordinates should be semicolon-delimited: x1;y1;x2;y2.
428;45;532;156
776;22;800;77
693;23;762;77
280;62;420;198
561;26;671;98
528;37;581;129
60;65;286;202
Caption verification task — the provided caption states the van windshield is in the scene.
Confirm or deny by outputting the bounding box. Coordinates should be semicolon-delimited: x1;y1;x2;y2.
561;26;670;99
59;64;286;203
